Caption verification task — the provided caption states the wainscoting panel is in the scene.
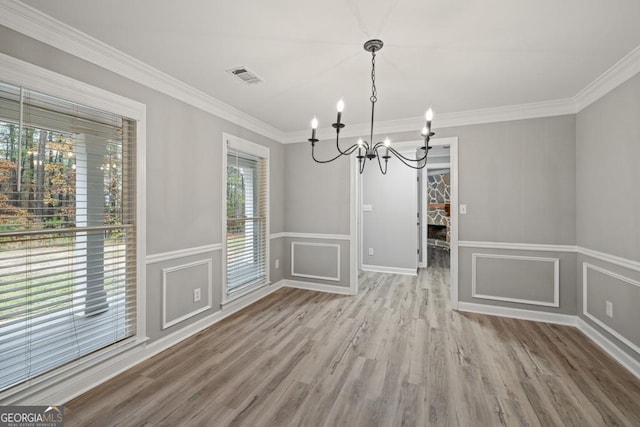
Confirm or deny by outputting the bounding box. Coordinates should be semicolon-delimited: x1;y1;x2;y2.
472;253;559;307
162;259;213;329
583;262;640;356
291;242;340;282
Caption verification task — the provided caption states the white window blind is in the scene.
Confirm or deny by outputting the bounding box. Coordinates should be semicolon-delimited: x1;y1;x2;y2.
0;81;137;392
226;145;267;293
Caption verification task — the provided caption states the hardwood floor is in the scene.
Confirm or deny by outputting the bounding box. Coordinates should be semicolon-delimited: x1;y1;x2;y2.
65;251;640;426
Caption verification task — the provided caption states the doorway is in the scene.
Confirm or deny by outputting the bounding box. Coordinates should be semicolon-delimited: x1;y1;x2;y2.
356;136;459;309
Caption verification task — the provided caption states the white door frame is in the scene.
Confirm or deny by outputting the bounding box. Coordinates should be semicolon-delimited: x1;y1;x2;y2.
354;136;459;309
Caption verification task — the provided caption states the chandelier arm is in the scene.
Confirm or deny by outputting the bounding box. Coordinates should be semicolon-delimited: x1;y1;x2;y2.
387;146;428;163
334;130;351;156
387;148;428;170
311;142;360;163
375;150;389;175
359;157;366;174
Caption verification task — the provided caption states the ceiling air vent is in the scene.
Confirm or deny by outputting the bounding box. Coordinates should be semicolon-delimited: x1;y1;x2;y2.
226;66;264;85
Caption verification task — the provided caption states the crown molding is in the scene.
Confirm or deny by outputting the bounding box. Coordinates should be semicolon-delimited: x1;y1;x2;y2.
2;0;640;145
574;44;640;112
0;0;287;143
283;98;576;144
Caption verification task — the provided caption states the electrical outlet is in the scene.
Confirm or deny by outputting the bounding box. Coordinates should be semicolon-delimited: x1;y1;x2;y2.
460;204;467;215
606;301;613;318
368;248;374;256
275;258;280;269
194;288;201;303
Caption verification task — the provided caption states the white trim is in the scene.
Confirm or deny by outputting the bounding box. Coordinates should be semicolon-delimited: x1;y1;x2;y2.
457;302;576;326
575;44;640;112
576;318;640;381
444;137;459;309
458;241;640;272
0;52;149;398
361;264;417;276
283;232;351;241
0;53;145;120
226;134;270;158
349;153;359;295
582;263;640;356
0;1;286;143
146;243;222;264
161;259;213;329
221;281;271;308
282;99;576;143
471;253;560;307
458;301;640;381
579;246;640;272
221;133;270;305
460;241;577;252
291;242;341;282
283;279;354;296
268;232;352;240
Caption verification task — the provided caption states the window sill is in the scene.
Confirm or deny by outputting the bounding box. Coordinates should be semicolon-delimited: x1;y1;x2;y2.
222;280;271;306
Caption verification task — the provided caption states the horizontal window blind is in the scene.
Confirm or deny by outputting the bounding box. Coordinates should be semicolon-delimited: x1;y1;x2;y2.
0;81;137;392
226;148;267;292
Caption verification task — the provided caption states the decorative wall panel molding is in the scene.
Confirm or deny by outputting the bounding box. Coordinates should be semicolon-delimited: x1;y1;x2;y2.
582;262;640;356
291;242;341;282
162;259;213;329
472;253;560;307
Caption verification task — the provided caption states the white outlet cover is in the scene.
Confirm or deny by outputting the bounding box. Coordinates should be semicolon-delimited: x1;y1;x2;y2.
606;301;613;317
275;258;280;269
368;248;374;256
194;288;201;303
460;204;467;214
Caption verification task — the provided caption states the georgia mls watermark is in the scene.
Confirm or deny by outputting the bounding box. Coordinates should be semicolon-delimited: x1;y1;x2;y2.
0;406;64;427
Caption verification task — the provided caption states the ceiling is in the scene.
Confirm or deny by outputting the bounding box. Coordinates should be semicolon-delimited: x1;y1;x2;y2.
19;0;640;137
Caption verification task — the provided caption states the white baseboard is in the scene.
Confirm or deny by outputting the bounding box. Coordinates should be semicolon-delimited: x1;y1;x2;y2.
15;281;285;405
283;279;355;296
576;318;640;381
361;264;417;276
458;301;640;381
457;302;577;326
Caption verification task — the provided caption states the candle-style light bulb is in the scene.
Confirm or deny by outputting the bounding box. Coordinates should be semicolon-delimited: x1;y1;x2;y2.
336;98;344;124
311;117;318;140
421;126;428;136
384;138;390;147
384;137;390;157
357;138;363;146
425;108;433;134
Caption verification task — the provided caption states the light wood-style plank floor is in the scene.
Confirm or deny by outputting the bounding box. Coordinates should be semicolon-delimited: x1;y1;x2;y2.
66;251;640;426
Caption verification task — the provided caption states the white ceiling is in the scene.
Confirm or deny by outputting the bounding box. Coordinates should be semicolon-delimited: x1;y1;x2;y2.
19;0;640;136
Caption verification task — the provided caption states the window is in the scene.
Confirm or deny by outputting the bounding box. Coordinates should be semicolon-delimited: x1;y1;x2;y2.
0;81;138;392
224;136;268;298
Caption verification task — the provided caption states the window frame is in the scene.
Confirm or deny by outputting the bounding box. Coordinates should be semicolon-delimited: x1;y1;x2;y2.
222;133;270;304
0;52;147;400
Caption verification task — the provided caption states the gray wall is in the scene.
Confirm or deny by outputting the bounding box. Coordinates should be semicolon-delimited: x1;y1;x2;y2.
576;73;640;261
0;25;285;342
362;152;418;271
284;140;351;235
282;139;353;289
576;72;640;363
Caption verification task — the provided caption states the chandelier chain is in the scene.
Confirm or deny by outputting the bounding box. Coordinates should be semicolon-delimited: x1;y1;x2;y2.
370;51;377;103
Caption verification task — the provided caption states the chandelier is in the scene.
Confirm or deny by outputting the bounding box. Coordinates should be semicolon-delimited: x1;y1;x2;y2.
308;39;435;174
